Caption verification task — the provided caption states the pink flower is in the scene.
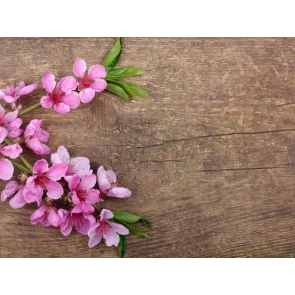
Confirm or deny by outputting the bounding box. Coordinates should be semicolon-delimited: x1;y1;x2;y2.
97;165;132;198
0;81;38;103
59;209;96;236
0;127;23;180
0;105;23;139
0;178;27;208
88;209;129;248
69;174;100;214
51;145;91;182
23;159;67;204
40;72;80;115
30;205;61;227
71;57;107;103
24;119;51;155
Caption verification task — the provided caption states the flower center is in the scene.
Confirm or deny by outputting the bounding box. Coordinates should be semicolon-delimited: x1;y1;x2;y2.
49;89;63;104
36;174;47;188
78;76;94;90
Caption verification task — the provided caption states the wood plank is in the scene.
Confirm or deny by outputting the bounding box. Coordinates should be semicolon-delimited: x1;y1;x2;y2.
1;38;295;257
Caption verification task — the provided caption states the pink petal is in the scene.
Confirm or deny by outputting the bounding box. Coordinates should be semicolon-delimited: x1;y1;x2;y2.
0;90;5;99
71;190;80;205
0;159;14;180
59;76;78;92
84;189;100;204
41;72;56;93
54;103;70;114
19;82;38;96
46;163;67;180
91;79;107;92
56;146;70;164
9;186;26;208
72;202;94;214
4;110;18;123
0;127;8;143
107;187;132;198
30;205;46;224
73;57;86;78
23;178;43;203
1;180;18;202
100;209;114;220
58;209;70;223
26;138;46;155
45;180;64;200
75;214;94;235
0;144;23;159
40;144;51;155
40;95;52;108
88;65;106;79
108;221;129;235
97;165;111;192
79;88;95;103
68;175;80;192
48;208;61;227
60;220;74;236
103;225;120;247
88;223;102;248
67;157;90;175
33;159;48;174
4;95;17;103
62;91;80;108
6;118;23;139
79;173;96;191
24;119;42;137
105;170;117;183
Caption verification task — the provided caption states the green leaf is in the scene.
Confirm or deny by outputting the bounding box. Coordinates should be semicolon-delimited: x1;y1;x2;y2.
117;235;127;258
113;211;141;223
102;38;122;72
106;83;130;102
105;79;148;98
114;218;150;238
141;218;152;229
106;67;148;78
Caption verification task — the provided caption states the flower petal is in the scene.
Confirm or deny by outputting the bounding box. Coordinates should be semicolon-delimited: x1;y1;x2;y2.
19;82;38;96
88;224;102;248
46;163;67;180
1;180;18;202
48;208;61;227
88;65;106;79
108;221;129;235
73;57;86;77
0;127;8;143
62;91;80;109
33;159;48;174
26;138;46;155
0;90;5;99
40;95;52;108
0;144;23;159
30;205;46;225
59;76;78;92
9;186;26;208
41;72;56;93
68;175;80;192
54;103;71;114
4;110;18;123
107;187;132;198
79;88;95;103
85;189;100;204
4;95;17;103
79;173;96;191
100;208;114;220
91;79;107;92
45;180;64;200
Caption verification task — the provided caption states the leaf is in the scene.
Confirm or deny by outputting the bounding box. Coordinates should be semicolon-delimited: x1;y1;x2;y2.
141;218;152;229
113;218;150;238
105;79;148;98
106;83;130;102
102;38;122;72
106;67;148;78
113;211;142;223
117;235;127;258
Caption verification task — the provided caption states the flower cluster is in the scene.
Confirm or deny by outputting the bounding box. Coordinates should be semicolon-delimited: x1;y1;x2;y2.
0;39;150;257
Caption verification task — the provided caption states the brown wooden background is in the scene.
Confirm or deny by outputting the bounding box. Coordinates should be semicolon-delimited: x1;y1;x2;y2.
1;38;295;257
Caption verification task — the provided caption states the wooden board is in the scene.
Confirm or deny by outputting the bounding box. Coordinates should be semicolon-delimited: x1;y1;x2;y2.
1;38;295;257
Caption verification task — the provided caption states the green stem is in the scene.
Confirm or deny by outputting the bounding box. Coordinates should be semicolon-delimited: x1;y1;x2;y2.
9;159;31;174
19;102;41;116
19;155;33;173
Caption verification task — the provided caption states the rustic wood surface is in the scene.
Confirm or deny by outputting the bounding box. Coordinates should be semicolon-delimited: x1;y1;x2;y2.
1;38;295;258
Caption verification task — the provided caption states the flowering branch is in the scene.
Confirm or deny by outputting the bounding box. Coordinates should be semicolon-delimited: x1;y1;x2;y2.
0;38;150;258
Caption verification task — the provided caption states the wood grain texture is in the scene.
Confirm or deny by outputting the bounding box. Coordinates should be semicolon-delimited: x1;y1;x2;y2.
1;38;295;257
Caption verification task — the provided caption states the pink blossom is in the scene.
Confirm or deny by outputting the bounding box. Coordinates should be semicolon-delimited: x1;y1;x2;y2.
59;209;96;236
97;165;132;198
51;145;91;182
68;174;100;214
0;104;23;139
0;178;27;208
24;119;51;155
88;209;129;248
0;127;23;180
40;72;80;115
0;81;38;104
23;159;67;204
70;57;107;103
30;204;61;227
